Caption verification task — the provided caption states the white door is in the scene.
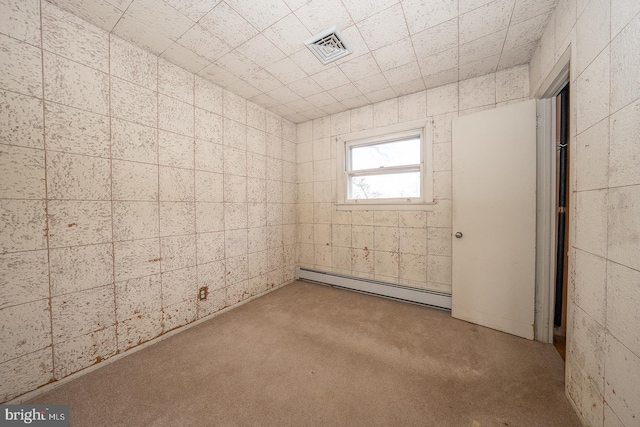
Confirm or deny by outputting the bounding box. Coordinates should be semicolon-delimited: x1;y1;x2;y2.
451;100;537;339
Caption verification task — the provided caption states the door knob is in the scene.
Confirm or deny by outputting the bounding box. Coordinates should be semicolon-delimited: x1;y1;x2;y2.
455;232;463;238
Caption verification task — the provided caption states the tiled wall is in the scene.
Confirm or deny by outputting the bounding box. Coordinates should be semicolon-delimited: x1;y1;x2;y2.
529;1;640;426
0;2;296;402
295;65;530;293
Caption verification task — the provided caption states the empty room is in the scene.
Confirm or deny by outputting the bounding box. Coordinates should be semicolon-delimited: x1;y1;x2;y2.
0;0;638;425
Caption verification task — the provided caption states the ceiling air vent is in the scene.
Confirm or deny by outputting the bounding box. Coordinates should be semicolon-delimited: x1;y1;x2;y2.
305;26;353;65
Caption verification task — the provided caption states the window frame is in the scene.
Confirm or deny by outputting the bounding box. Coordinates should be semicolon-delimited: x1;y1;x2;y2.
336;119;434;211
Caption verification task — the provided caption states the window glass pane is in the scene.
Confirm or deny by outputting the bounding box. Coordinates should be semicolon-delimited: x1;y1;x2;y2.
348;172;420;199
350;137;420;171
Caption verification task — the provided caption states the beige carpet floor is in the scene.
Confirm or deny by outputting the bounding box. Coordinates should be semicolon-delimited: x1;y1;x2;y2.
30;281;581;426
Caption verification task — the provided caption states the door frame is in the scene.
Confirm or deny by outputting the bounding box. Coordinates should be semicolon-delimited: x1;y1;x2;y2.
533;48;571;343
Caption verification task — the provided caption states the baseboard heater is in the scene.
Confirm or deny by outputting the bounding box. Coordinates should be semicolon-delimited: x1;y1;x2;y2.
296;267;452;310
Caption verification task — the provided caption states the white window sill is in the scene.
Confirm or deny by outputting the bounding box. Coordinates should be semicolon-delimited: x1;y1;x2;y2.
335;201;436;211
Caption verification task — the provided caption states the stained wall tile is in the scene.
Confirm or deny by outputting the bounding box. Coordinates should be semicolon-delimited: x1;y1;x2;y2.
53;326;117;379
51;285;115;343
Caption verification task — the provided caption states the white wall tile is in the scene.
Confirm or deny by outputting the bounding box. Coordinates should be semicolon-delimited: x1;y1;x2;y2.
110;77;157;127
44;52;109;115
0;0;41;46
46;152;111;201
51;285;115;343
110;35;157;91
608;186;640;271
0;36;42;98
42;2;109;72
0;250;49;309
50;243;113;296
0;145;45;200
113;238;161;282
47;201;111;248
0;299;50;363
0;90;44;149
609;99;640;188
44;102;109;157
610;13;640;114
113;201;159;241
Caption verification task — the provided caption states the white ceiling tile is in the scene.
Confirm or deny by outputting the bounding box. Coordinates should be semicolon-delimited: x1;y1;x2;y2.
458;29;506;65
226;79;262;99
262;13;311;55
288;77;324;98
163;0;222;21
342;95;370;109
265;57;307;85
112;14;174;55
503;12;550;51
511;0;557;24
402;0;458;35
225;0;291;31
371;37;416;72
383;61;422;86
459;0;494;14
285;98;315;111
53;0;554;119
357;4;409;50
311;67;350;90
417;46;458;76
306;91;337;107
458;54;499;80
104;0;132;9
334;25;369;61
176;24;232;62
338;54;381;81
392;78;426;96
270;104;297;117
237;34;286;68
459;0;515;44
283;0;310;11
423;68;458;89
320;102;348;114
267;86;301;104
161;43;210;73
411;18;458;58
365;87;397;103
251;93;281;108
245;69;283;93
285;112;309;123
198;62;246;88
341;0;399;22
290;48;333;75
47;0;124;32
125;0;194;40
353;73;390;94
294;0;353;34
216;51;261;78
299;107;326;119
498;41;536;70
327;83;363;102
199;1;259;48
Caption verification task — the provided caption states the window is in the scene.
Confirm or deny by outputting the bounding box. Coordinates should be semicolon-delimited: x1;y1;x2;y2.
337;119;434;210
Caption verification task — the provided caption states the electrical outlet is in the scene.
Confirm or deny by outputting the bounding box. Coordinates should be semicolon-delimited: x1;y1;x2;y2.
198;286;208;301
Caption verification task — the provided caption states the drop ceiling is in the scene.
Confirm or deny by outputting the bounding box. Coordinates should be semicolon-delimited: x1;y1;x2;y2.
48;0;558;123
